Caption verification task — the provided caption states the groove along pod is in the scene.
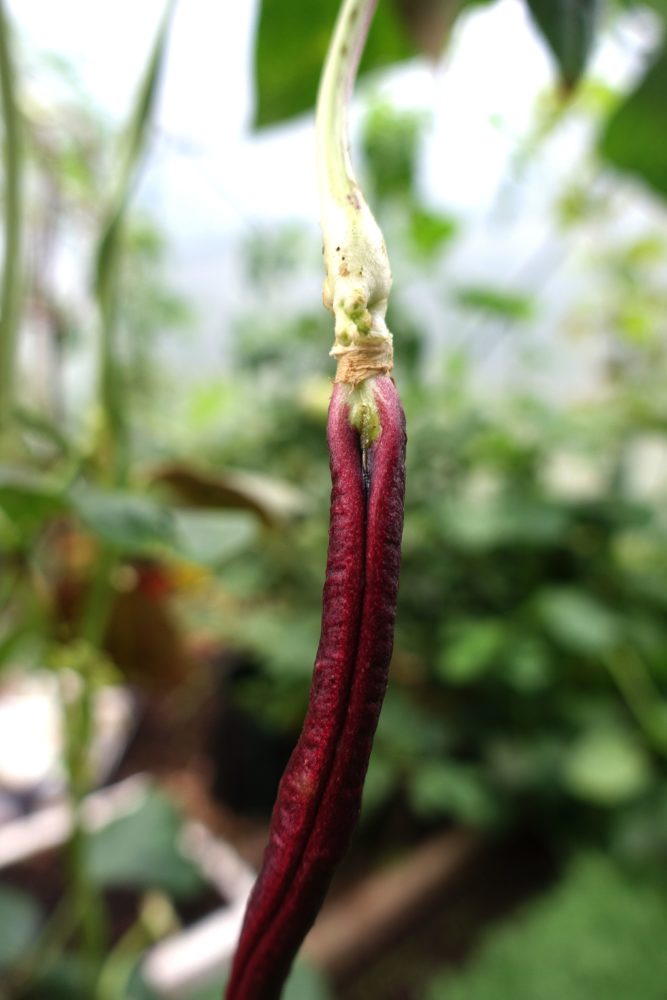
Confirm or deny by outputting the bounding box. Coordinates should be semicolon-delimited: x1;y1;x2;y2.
225;374;406;999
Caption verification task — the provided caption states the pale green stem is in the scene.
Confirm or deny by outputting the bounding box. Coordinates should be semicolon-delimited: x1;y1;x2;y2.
316;0;378;207
93;0;175;483
316;0;393;437
0;0;23;436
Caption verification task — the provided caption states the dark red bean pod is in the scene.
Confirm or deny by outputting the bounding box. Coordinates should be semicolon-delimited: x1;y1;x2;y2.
225;374;406;1000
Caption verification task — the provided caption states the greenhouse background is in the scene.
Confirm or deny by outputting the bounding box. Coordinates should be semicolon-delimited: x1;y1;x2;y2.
2;0;667;997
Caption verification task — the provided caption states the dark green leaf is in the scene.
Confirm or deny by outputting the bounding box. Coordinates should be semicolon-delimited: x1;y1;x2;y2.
505;637;553;692
409;761;500;826
375;689;448;759
361;752;396;818
0;465;66;528
253;0;412;128
524;0;599;89
612;787;667;864
22;955;96;1000
442;496;567;550
228;607;320;679
68;486;174;552
0;886;42;970
599;44;667;200
87;787;205;897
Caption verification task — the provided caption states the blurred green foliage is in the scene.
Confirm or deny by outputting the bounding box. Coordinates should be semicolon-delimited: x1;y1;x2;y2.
2;1;667;997
0;887;43;973
86;788;206;897
428;854;667;1000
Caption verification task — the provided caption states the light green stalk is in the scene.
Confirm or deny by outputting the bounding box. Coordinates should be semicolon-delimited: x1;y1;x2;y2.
93;0;175;480
316;0;393;442
0;0;23;436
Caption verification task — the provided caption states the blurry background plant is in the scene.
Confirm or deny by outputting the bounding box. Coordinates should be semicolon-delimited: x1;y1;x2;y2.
2;0;667;998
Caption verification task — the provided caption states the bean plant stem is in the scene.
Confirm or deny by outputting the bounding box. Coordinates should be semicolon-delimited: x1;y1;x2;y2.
62;687;106;983
316;0;378;208
0;0;23;436
64;550;119;984
316;0;393;433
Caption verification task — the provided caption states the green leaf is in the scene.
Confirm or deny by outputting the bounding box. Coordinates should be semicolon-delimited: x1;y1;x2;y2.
613;787;667;865
437;618;507;684
362;103;424;201
0;886;42;970
87;787;205;898
68;487;174;552
429;854;667;1000
562;728;652;806
375;689;448;759
442;496;567;550
229;607;320;680
409;207;459;259
524;0;599;89
454;285;535;321
409;761;500;826
599;44;667;200
169;509;257;567
0;465;66;529
505;637;553;692
253;0;412;128
21;955;96;1000
537;587;621;657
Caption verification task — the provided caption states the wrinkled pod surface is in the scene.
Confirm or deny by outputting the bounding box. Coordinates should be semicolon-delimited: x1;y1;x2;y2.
225;374;406;999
